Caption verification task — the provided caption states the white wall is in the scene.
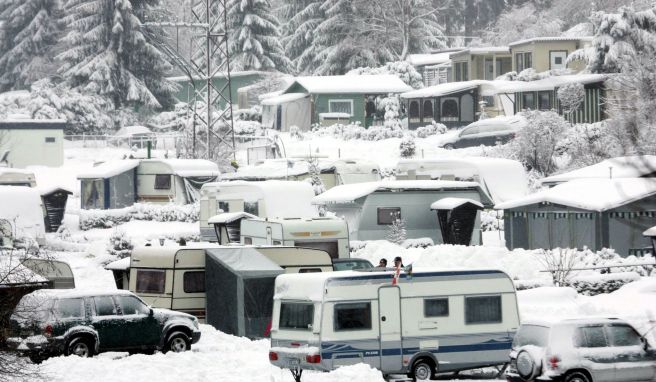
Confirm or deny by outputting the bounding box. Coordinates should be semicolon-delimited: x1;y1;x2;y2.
0;128;64;168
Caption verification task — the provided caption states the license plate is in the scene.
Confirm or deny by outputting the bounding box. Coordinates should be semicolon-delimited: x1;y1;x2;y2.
286;358;300;367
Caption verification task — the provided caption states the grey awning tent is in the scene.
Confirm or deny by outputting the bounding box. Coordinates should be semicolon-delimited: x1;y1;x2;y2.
205;247;284;338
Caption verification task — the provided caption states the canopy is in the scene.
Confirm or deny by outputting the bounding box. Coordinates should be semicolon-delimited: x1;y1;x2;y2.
431;197;483;210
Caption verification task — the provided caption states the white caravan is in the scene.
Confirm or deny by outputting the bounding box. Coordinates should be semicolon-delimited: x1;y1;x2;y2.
240;217;350;259
269;269;519;380
128;244;334;320
199;180;317;241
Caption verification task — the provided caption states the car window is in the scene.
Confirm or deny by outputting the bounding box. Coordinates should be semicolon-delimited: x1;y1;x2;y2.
460;126;479;136
513;325;550;347
117;295;150;316
575;326;608;348
607;324;642;347
56;298;85;319
94;296;117;316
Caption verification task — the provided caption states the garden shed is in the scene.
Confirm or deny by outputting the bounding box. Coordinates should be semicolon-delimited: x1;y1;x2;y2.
0;117;65;168
281;75;412;127
497;178;656;257
541;155;656;187
312;180;493;244
431;198;484;246
205;247;284;338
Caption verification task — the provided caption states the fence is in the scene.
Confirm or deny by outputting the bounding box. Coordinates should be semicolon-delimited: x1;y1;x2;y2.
64;134;184;151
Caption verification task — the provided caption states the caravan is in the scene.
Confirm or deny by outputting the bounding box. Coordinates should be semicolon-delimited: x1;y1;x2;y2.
269;269;519;380
240;217;350;259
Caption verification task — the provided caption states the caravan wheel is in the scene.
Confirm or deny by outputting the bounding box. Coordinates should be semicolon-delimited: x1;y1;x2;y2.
410;359;435;381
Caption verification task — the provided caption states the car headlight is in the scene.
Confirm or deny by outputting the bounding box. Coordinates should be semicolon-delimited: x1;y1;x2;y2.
193;317;199;329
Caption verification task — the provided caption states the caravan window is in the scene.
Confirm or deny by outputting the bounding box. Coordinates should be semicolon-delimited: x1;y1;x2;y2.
217;201;230;213
465;295;502;324
183;271;205;293
280;302;314;330
154;174;171;190
244;201;259;215
377;207;401;225
299;268;322;273
243;237;253;245
424;298;449;317
334;302;372;331
136;269;166;294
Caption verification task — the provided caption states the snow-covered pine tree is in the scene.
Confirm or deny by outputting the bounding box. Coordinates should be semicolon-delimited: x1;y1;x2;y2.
58;0;177;110
228;0;291;72
281;0;324;73
387;214;407;245
0;0;62;91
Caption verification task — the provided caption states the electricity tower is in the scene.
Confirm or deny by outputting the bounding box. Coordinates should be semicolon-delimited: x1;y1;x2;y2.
143;0;235;163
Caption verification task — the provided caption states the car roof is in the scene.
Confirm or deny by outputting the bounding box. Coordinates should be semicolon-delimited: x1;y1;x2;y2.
521;317;626;328
27;288;136;300
332;258;371;263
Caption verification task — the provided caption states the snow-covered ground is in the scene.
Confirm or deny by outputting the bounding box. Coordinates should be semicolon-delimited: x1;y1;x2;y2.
8;139;656;381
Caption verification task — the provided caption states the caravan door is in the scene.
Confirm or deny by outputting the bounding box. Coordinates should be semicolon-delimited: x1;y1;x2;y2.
378;286;402;372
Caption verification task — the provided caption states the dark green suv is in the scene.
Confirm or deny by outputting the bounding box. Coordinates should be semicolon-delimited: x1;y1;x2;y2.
7;289;200;362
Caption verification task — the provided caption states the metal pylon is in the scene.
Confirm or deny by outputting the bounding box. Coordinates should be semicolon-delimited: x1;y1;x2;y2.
143;0;235;163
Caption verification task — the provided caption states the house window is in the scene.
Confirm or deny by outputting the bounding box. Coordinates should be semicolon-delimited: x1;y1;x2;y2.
454;62;469;82
538;91;551;110
45;137;56;143
516;52;532;72
154;174;171;190
377;207;401;225
136;269;166;294
422;100;433;122
328;100;353;116
280;302;314;330
183;271;205;293
496;57;511;77
424;298;449;317
244;201;258;215
334;302;372;331
465;295;502;324
217;201;229;213
549;51;568;70
441;98;459;121
521;93;536;110
409;100;420;123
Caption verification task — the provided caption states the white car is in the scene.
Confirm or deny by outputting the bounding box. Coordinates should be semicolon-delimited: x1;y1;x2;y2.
506;318;656;382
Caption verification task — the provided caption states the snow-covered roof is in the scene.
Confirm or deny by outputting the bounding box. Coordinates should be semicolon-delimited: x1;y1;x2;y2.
260;92;308;106
406;53;452;66
0;257;47;286
77;160;140;179
140;159;220;177
396;157;528;204
312;180;486;205
495;178;656;211
114;125;152;137
202;180;318;218
104;257;131;271
167;70;264;82
285;75;413;95
451;46;510;57
541;156;656;185
508;36;592;47
493;74;607;93
401;80;486;99
643;226;656;237
0;186;45;241
208;211;257;224
430;197;484;210
222;158;379;180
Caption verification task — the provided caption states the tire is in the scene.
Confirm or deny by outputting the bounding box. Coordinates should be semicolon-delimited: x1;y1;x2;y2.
410;359;435;381
442;143;455;150
66;336;94;358
164;332;190;353
564;371;592;382
516;350;539;380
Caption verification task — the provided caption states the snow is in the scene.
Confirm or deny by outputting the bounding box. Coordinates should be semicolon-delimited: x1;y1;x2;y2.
401;80;485;99
223;158;379;181
495;178;656;211
493;74;608;93
114;125;152;137
142;159;220;178
643;226;656;237
541;155;656;185
166;70;263;82
508;36;592;47
0;257;47;286
430;197;483;210
0;185;45;242
207;212;257;224
312;180;483;204
451;46;510;56
285;75;413;94
405;52;451;66
76;160;140;179
319;112;350;119
260;93;308;106
104;257;130;271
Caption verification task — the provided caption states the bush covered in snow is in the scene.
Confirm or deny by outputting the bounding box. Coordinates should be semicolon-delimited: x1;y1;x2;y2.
79;203;199;230
415;121;447;138
387;216;407;244
480;210;504;231
401;238;433;249
289;126;304;140
233;120;264;136
234;106;262;122
312;122;404;141
510;110;569;175
557;82;585;118
567;272;641;296
399;136;416;158
107;229;133;259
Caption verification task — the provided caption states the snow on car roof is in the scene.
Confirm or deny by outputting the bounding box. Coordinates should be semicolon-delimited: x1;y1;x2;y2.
312;180;485;204
24;288;136;299
495;178;656;211
260;92;308;106
286;75;412;94
77;160;140;179
541;155;656;185
430;197;483;210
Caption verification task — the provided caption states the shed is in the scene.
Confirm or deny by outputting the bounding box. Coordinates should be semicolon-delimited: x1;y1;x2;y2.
431;198;484;246
0;117;66;168
205;247;284;338
312;180;493;244
281;75;413;128
497;178;656;257
541;155;656;187
261;93;311;131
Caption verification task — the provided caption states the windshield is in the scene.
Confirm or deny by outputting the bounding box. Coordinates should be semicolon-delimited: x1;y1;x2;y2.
513;325;550;348
279;302;314;331
333;260;373;271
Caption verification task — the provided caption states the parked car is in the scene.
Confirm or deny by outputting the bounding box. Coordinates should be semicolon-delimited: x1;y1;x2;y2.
331;258;374;271
506;318;656;382
440;117;526;149
6;289;200;363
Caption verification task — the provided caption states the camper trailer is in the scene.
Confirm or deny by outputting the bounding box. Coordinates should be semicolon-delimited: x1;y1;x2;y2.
78;158;220;209
199;180;318;241
127;244;334;323
269;269;520;379
240;217;350;259
0;186;46;245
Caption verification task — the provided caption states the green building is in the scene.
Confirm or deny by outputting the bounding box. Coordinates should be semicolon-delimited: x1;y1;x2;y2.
168;71;267;109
